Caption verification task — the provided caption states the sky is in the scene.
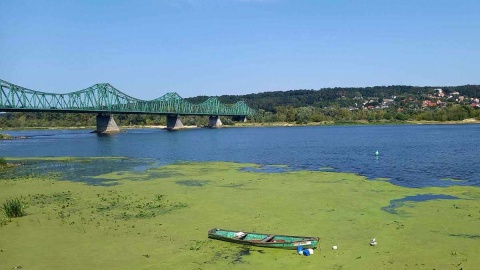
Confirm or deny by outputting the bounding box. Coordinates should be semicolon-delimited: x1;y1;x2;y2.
1;0;479;99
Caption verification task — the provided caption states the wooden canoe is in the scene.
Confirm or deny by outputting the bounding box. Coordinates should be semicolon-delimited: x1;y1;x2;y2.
207;228;319;249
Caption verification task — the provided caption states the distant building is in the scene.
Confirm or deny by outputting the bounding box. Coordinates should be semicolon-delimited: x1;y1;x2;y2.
422;100;437;107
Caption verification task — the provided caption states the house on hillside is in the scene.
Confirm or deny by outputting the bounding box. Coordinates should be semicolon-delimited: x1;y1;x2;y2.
435;89;445;97
422;100;437;107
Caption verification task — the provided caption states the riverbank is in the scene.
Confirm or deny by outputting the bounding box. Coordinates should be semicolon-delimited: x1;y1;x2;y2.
230;118;480;128
1;159;479;269
1;118;479;133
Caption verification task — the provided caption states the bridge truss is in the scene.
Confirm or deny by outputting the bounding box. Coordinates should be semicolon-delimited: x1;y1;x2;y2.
0;79;256;117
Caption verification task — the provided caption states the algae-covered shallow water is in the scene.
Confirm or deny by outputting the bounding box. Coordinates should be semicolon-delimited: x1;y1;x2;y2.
1;160;480;269
0;157;159;186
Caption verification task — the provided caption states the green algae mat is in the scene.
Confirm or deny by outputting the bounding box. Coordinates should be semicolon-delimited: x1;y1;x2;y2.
1;159;480;269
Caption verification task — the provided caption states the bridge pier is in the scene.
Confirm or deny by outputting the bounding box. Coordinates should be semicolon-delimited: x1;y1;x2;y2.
95;114;120;133
166;115;184;130
208;115;223;128
232;116;247;123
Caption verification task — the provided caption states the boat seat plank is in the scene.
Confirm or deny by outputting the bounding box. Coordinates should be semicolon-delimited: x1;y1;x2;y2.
261;235;275;242
234;234;247;240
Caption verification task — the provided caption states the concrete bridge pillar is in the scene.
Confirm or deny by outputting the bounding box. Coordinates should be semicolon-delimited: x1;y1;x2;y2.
208;115;223;128
166;115;184;130
233;116;247;123
95;114;120;133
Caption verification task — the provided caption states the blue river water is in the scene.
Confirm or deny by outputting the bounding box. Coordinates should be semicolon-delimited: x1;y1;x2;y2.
1;124;479;188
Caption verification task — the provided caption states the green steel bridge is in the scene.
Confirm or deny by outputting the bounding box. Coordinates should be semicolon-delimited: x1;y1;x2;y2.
0;79;255;131
0;79;255;116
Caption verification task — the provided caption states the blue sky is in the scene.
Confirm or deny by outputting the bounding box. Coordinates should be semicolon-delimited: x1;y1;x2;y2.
1;0;479;99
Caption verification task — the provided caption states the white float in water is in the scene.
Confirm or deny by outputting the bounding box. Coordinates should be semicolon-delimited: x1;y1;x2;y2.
332;245;338;250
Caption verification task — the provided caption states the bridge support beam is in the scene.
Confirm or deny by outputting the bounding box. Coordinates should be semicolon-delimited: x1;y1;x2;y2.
95;114;120;133
166;115;184;130
208;116;223;128
232;116;247;123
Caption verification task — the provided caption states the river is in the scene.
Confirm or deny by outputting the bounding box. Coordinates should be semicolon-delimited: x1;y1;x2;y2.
1;124;479;188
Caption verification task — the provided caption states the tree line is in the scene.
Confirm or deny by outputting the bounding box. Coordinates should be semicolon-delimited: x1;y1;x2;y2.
0;112;238;128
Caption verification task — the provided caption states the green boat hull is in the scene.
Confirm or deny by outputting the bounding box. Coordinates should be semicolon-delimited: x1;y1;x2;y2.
208;228;319;250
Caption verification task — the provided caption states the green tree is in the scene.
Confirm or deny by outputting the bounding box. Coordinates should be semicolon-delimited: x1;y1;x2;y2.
395;112;408;121
447;106;468;121
295;107;313;124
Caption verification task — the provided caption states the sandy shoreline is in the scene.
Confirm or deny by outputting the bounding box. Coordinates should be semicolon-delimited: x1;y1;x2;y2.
0;118;479;132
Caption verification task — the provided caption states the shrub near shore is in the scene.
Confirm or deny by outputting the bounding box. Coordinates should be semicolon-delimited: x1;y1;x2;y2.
0;159;479;269
0;133;12;139
2;198;25;218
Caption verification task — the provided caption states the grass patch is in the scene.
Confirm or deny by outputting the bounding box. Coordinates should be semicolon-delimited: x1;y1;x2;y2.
2;198;25;218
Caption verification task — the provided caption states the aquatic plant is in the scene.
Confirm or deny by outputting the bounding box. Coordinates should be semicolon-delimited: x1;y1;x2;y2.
0;134;13;140
0;217;9;227
0;157;6;168
2;198;25;218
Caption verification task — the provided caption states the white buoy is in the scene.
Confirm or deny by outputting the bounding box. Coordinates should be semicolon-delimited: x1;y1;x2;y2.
375;150;379;156
332;245;338;250
370;238;377;246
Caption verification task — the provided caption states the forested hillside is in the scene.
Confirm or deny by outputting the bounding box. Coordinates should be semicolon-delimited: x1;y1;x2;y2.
188;85;480;111
187;85;480;123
